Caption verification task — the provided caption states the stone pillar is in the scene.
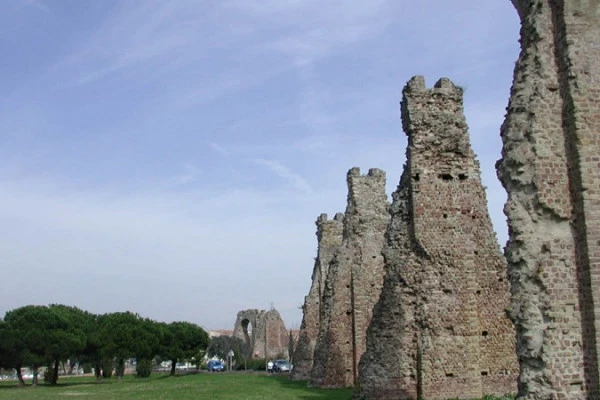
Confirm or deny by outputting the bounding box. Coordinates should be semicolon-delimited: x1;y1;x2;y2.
356;76;517;400
497;1;600;398
290;212;344;381
232;309;288;360
310;167;389;388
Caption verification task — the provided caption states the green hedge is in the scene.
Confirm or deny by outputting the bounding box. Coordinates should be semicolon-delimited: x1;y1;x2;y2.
236;358;266;371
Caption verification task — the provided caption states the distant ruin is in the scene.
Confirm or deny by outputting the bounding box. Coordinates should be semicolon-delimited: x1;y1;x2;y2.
497;1;600;398
355;76;518;400
310;167;389;388
290;212;344;380
232;309;289;359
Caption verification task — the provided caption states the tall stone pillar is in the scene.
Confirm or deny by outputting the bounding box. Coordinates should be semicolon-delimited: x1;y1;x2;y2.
356;76;517;400
290;212;344;381
497;1;600;398
310;167;389;388
232;309;289;359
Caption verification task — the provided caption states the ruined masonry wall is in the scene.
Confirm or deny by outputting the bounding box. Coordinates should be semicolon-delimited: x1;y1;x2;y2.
310;168;389;388
232;309;288;360
290;212;344;381
356;76;517;400
497;1;600;398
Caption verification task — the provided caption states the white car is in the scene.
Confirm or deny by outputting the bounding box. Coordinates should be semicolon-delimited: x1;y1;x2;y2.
272;359;290;373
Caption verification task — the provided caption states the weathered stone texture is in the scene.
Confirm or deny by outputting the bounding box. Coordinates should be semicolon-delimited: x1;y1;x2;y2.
356;76;517;400
497;1;600;399
290;212;344;381
232;309;288;359
310;168;389;388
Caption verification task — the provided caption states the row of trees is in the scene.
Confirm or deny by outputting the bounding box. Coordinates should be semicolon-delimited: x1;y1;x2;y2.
0;304;209;385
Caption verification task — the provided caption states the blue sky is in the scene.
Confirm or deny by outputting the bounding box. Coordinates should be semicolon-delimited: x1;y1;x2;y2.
0;1;520;330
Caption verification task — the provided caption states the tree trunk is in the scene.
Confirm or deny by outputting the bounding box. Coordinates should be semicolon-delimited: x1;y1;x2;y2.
15;367;25;386
94;361;102;383
101;359;113;378
170;359;177;376
51;359;59;385
32;366;38;386
116;358;125;380
68;360;76;375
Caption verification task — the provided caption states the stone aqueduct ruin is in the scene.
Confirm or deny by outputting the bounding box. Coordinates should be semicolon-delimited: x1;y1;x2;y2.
309;168;389;388
355;77;518;399
291;212;344;381
291;1;600;399
499;0;600;398
232;309;289;359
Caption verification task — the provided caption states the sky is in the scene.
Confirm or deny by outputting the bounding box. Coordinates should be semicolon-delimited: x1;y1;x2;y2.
0;1;521;330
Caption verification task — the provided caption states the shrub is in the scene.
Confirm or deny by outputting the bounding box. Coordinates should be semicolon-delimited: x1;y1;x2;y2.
101;360;113;378
42;367;51;383
235;358;266;371
136;358;153;378
81;363;92;374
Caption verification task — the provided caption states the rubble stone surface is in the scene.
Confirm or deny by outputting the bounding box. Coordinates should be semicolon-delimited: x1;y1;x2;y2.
290;212;344;381
232;309;289;359
497;1;600;398
310;168;389;388
356;76;518;400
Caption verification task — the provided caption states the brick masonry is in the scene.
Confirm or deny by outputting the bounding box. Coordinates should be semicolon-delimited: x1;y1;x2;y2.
497;1;600;398
355;76;518;400
290;212;344;381
309;167;389;388
232;309;289;360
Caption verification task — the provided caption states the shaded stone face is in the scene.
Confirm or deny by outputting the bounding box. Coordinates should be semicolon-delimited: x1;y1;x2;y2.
310;168;390;388
232;309;288;360
356;76;517;400
497;1;600;399
290;212;344;381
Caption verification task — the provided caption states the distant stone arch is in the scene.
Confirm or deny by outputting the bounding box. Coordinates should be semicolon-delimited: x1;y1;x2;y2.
232;309;288;359
240;318;253;358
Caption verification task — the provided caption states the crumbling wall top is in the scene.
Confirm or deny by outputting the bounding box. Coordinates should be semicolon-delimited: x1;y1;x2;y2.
401;75;470;157
403;75;462;94
317;212;345;225
346;167;386;181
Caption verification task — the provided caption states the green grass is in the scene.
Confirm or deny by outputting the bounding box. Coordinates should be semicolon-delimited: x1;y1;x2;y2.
0;373;516;400
0;372;353;400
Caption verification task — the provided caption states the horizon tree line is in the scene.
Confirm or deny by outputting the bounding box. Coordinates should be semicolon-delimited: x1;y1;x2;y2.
0;304;209;385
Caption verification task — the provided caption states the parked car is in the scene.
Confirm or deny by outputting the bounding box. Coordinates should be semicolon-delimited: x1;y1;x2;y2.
272;359;290;373
207;360;224;372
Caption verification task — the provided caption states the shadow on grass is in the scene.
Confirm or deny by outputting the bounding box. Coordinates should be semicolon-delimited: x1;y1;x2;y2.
0;381;98;390
259;375;353;400
0;373;175;391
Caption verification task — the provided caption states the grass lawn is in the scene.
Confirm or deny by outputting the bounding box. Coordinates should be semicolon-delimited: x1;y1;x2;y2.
0;372;353;400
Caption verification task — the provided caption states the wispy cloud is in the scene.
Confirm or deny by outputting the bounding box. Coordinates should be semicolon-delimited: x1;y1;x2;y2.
51;2;214;86
209;142;230;157
225;0;394;69
55;0;396;85
255;158;312;194
20;0;50;13
165;163;201;188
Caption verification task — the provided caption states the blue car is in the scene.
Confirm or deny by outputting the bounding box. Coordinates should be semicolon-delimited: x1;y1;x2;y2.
207;360;224;372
